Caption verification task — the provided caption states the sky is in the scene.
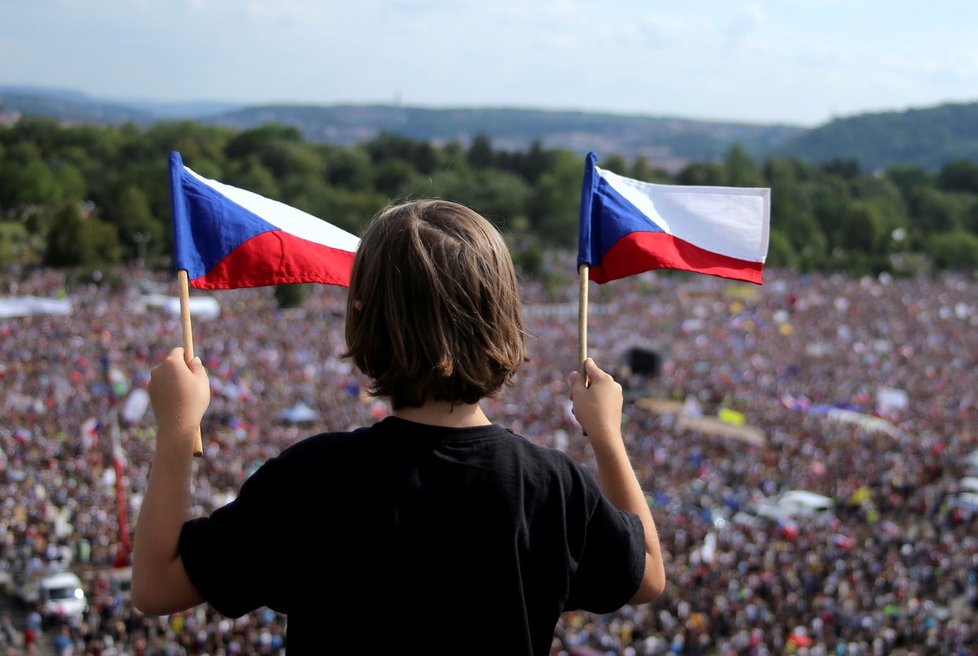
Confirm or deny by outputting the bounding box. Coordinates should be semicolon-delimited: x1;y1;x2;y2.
2;0;977;127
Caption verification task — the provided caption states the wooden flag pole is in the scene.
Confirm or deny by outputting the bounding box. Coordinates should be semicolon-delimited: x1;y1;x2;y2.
578;264;589;370
177;270;204;457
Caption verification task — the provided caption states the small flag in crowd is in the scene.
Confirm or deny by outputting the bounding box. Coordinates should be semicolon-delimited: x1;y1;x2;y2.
169;151;360;289
578;152;770;284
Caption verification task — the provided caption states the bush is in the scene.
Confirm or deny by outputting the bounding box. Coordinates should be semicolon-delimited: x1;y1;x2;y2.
925;231;978;270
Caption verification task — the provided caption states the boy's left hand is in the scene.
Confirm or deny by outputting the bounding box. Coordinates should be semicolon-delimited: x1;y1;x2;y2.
148;347;210;445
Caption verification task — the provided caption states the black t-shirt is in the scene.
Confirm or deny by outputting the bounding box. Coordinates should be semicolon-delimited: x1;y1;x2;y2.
179;417;645;654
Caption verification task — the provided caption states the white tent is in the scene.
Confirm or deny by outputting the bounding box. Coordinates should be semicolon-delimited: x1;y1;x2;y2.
278;402;320;424
826;408;902;439
0;296;72;318
140;293;221;321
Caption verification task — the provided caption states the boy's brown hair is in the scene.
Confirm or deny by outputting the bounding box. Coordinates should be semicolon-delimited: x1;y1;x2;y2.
344;199;527;409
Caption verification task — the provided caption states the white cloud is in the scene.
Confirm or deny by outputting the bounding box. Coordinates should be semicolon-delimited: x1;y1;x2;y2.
793;41;851;66
600;13;685;49
953;48;978;77
724;3;768;52
1;0;976;124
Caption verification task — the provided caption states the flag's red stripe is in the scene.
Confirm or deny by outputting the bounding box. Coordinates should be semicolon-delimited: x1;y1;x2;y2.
190;230;356;289
589;231;763;284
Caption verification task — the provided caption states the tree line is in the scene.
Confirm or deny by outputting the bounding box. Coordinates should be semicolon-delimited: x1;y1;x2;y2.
3;115;978;281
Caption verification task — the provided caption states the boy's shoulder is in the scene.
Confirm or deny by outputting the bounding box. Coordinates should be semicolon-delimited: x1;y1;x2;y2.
275;424;374;460
268;418;590;488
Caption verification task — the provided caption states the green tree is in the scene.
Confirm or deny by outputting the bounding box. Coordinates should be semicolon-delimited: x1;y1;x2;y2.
821;159;862;181
467;134;494;169
764;158;825;261
851;176;909;230
766;229;796;268
372;159;419;197
601;154;628;175
225;156;281;199
471;170;531;227
410;168;530;227
366;132;437;174
496;140;552;184
322;145;373;191
839;200;886;254
911;187;963;234
308;187;387;234
526;150;582;247
148;121;231;167
0;222;32;265
108;186;164;262
44;202;122;267
58;124;124;165
926;231;978;270
274;284;313;309
50;160;87;203
4;116;61;154
629;156;670;183
723;144;764;187
885;164;930;194
225;124;303;161
0;143;59;208
512;239;545;278
936;159;978;193
675;162;724;186
961;198;978;234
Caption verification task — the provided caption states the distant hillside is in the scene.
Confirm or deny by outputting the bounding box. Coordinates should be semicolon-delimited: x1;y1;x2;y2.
0;88;156;125
775;102;978;171
0;86;802;170
4;86;978;172
210;104;802;169
0;86;237;124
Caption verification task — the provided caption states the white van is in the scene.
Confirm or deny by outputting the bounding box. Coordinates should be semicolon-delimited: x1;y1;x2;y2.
39;571;87;624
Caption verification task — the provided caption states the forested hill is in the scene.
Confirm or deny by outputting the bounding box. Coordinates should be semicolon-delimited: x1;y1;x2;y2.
775;102;978;171
0;86;236;124
212;104;802;167
0;87;800;169
2;87;978;171
5;101;978;277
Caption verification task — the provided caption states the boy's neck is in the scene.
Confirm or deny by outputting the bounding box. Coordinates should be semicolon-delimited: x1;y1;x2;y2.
392;401;491;428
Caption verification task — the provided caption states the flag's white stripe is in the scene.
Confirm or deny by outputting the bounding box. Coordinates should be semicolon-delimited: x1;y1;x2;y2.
599;167;769;263
186;167;361;253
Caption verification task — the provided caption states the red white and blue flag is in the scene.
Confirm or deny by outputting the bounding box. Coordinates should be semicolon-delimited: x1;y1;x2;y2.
578;152;770;284
169;151;360;289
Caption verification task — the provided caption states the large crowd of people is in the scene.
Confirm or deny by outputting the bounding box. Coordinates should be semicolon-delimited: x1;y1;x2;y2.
2;262;977;654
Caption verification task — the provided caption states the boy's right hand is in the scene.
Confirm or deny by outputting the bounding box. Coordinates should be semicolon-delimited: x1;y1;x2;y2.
569;358;624;446
148;347;210;446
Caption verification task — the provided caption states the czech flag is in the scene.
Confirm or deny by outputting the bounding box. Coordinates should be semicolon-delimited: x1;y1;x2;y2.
578;152;770;285
169;151;360;289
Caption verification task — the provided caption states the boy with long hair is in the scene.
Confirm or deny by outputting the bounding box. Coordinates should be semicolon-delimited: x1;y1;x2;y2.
133;199;664;653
